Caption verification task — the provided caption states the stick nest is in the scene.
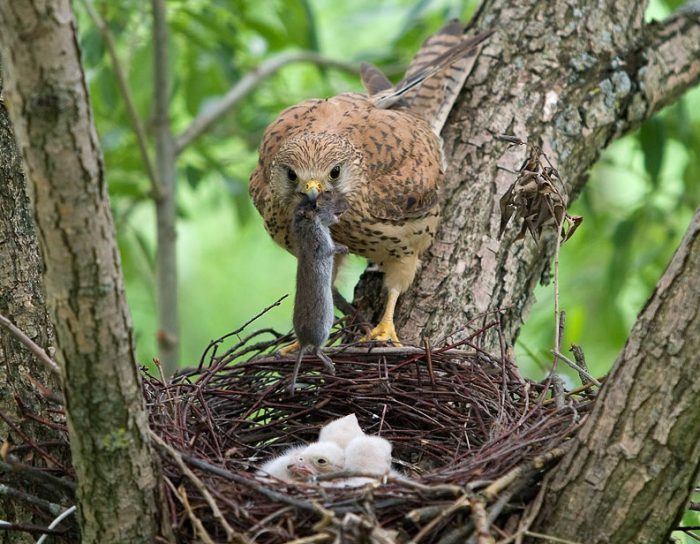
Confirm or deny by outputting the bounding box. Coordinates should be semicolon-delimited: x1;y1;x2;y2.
143;317;594;544
3;317;597;543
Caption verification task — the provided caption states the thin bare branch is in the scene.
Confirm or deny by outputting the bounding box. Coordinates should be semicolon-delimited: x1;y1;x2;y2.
0;312;60;376
79;0;162;199
175;50;359;154
551;350;601;387
151;0;179;372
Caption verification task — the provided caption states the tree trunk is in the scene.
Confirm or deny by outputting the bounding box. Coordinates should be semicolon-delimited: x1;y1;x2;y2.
355;1;700;350
0;2;169;542
0;68;64;544
533;206;700;543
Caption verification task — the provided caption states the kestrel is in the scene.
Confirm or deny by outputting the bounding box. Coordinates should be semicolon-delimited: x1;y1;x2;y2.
250;22;492;343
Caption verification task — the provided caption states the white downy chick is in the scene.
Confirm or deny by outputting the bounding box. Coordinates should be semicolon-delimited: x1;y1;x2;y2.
258;442;344;482
318;413;365;449
257;444;306;481
337;435;395;487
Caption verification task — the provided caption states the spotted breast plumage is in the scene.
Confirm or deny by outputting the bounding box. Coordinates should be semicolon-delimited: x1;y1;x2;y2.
250;22;492;343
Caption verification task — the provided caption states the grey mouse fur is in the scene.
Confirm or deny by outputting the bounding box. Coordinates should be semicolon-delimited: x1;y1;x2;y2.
289;194;348;393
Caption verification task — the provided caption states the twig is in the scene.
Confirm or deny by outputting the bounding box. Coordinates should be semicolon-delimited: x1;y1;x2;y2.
165;478;216;544
551;351;601;387
410;494;471;544
285;535;332;544
0;522;67;537
551;374;566;410
551;215;564;375
166;446;319;513
175;51;359;153
541;381;599;405
0;458;76;495
569;344;592;386
198;294;289;370
0;313;61;377
0;484;65;516
150;431;241;543
482;447;568;502
35;505;77;544
523;531;582;543
472;497;495;544
79;0;161;199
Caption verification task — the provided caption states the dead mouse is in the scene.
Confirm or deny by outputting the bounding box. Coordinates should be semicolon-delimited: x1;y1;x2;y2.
289;193;348;393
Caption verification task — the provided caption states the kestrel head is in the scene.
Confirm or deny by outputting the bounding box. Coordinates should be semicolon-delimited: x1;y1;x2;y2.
269;133;362;207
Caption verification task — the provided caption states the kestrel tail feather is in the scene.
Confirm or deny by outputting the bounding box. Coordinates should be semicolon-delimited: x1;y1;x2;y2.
404;19;465;81
405;26;494;133
371;29;493;112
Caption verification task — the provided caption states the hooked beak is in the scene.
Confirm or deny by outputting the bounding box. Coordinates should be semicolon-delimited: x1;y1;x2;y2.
301;179;323;202
287;462;313;478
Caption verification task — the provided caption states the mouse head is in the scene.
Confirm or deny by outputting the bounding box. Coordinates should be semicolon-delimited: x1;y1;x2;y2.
294;193;349;226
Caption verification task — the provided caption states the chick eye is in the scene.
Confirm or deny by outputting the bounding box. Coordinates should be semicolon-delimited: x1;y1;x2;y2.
316;458;327;465
329;165;341;180
286;167;298;182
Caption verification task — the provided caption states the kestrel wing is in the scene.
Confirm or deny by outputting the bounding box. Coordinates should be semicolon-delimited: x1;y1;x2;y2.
356;108;443;222
360;62;393;96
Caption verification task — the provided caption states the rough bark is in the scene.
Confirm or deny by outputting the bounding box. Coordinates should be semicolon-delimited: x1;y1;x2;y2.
354;1;700;350
0;2;169;542
0;69;63;544
533;206;700;543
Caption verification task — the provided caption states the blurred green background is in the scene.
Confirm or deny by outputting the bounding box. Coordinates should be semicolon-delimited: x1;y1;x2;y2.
74;0;699;378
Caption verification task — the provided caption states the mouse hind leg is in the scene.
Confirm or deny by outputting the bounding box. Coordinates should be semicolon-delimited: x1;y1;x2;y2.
315;348;336;375
289;346;306;395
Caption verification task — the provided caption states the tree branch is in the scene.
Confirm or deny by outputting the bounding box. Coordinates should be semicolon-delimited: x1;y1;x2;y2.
79;0;162;200
617;8;700;137
174;51;359;154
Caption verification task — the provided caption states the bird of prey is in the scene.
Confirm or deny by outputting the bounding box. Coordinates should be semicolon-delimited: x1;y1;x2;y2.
250;23;493;344
318;413;365;449
258;441;344;482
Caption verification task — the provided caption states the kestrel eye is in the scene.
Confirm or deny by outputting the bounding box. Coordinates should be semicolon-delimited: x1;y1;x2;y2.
329;165;341;179
286;167;298;182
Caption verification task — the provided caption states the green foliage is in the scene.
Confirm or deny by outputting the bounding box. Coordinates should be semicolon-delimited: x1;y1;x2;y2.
74;0;699;418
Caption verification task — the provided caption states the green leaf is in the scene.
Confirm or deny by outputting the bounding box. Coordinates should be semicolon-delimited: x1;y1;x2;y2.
639;117;665;188
607;215;637;297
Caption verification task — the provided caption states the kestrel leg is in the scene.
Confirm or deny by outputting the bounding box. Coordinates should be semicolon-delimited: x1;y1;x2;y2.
361;254;418;345
279;341;301;355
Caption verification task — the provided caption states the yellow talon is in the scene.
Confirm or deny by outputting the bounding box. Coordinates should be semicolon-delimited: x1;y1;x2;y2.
279;340;301;356
360;287;402;345
360;321;401;345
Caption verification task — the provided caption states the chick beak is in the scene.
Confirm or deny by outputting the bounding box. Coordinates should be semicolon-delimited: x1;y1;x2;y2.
287;462;313;477
302;179;323;202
